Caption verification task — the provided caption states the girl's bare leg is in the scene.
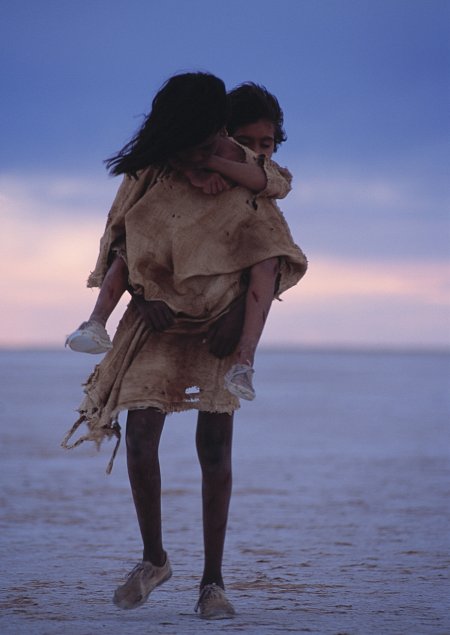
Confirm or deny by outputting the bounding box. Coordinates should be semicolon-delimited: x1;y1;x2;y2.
89;256;129;327
196;411;233;589
206;294;246;359
236;257;279;366
126;408;167;565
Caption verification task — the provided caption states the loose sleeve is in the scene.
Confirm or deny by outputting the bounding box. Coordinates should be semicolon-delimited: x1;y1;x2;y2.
87;167;159;288
255;154;293;199
236;143;292;199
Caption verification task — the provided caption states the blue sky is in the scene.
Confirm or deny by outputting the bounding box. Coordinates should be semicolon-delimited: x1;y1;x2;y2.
1;0;449;348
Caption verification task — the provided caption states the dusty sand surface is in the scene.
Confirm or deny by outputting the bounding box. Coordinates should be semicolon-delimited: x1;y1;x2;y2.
0;349;449;634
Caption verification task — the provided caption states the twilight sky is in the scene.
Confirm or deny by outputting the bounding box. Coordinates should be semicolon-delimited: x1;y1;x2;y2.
1;0;449;349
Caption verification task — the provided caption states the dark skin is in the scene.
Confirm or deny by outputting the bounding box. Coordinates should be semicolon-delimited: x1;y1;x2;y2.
205;294;247;359
131;294;176;332
126;261;278;593
84;126;283;597
126;275;246;591
131;289;246;359
88;134;279;594
126;407;233;590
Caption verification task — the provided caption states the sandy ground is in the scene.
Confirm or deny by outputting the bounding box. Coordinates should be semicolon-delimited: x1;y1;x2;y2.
0;349;449;634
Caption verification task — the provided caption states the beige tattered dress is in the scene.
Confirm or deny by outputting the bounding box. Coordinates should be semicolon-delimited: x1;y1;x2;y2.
63;145;308;471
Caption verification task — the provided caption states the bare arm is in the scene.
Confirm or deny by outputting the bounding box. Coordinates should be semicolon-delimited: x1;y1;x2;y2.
89;255;129;326
204;154;267;193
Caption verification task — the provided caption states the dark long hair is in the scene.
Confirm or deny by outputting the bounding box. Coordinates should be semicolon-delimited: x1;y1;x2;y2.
105;72;228;177
227;82;287;152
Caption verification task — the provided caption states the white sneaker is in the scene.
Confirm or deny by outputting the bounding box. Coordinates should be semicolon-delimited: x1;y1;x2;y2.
195;583;235;619
113;557;172;610
224;363;255;401
65;320;113;354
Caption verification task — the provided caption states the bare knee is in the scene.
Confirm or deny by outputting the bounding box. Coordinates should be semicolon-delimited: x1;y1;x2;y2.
126;408;165;459
196;413;233;476
199;441;231;476
126;427;148;460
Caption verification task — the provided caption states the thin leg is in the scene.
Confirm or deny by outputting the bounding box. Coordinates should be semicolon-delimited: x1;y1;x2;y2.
90;255;129;326
196;411;234;589
236;257;279;365
126;408;166;566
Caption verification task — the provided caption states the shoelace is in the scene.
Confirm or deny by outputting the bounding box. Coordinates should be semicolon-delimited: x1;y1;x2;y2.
194;583;222;613
126;562;146;580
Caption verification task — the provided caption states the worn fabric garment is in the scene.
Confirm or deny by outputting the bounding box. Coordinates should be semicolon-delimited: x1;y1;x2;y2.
63;144;308;471
88;145;304;312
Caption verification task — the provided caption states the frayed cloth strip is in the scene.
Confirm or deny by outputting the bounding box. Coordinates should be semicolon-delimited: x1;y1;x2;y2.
61;414;121;475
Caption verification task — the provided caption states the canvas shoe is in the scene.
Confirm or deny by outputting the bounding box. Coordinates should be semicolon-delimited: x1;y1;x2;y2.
65;320;113;354
113;556;172;610
194;583;235;619
224;363;255;401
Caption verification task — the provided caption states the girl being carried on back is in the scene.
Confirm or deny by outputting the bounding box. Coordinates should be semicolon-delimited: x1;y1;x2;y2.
63;73;307;619
66;76;306;401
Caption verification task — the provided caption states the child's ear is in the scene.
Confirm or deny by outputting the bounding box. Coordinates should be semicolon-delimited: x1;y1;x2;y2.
219;126;228;137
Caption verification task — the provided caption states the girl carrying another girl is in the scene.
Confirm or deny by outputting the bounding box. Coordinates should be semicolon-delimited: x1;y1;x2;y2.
63;72;307;619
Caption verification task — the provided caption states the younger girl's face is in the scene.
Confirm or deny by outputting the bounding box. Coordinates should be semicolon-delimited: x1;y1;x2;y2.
173;131;222;168
232;119;275;158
